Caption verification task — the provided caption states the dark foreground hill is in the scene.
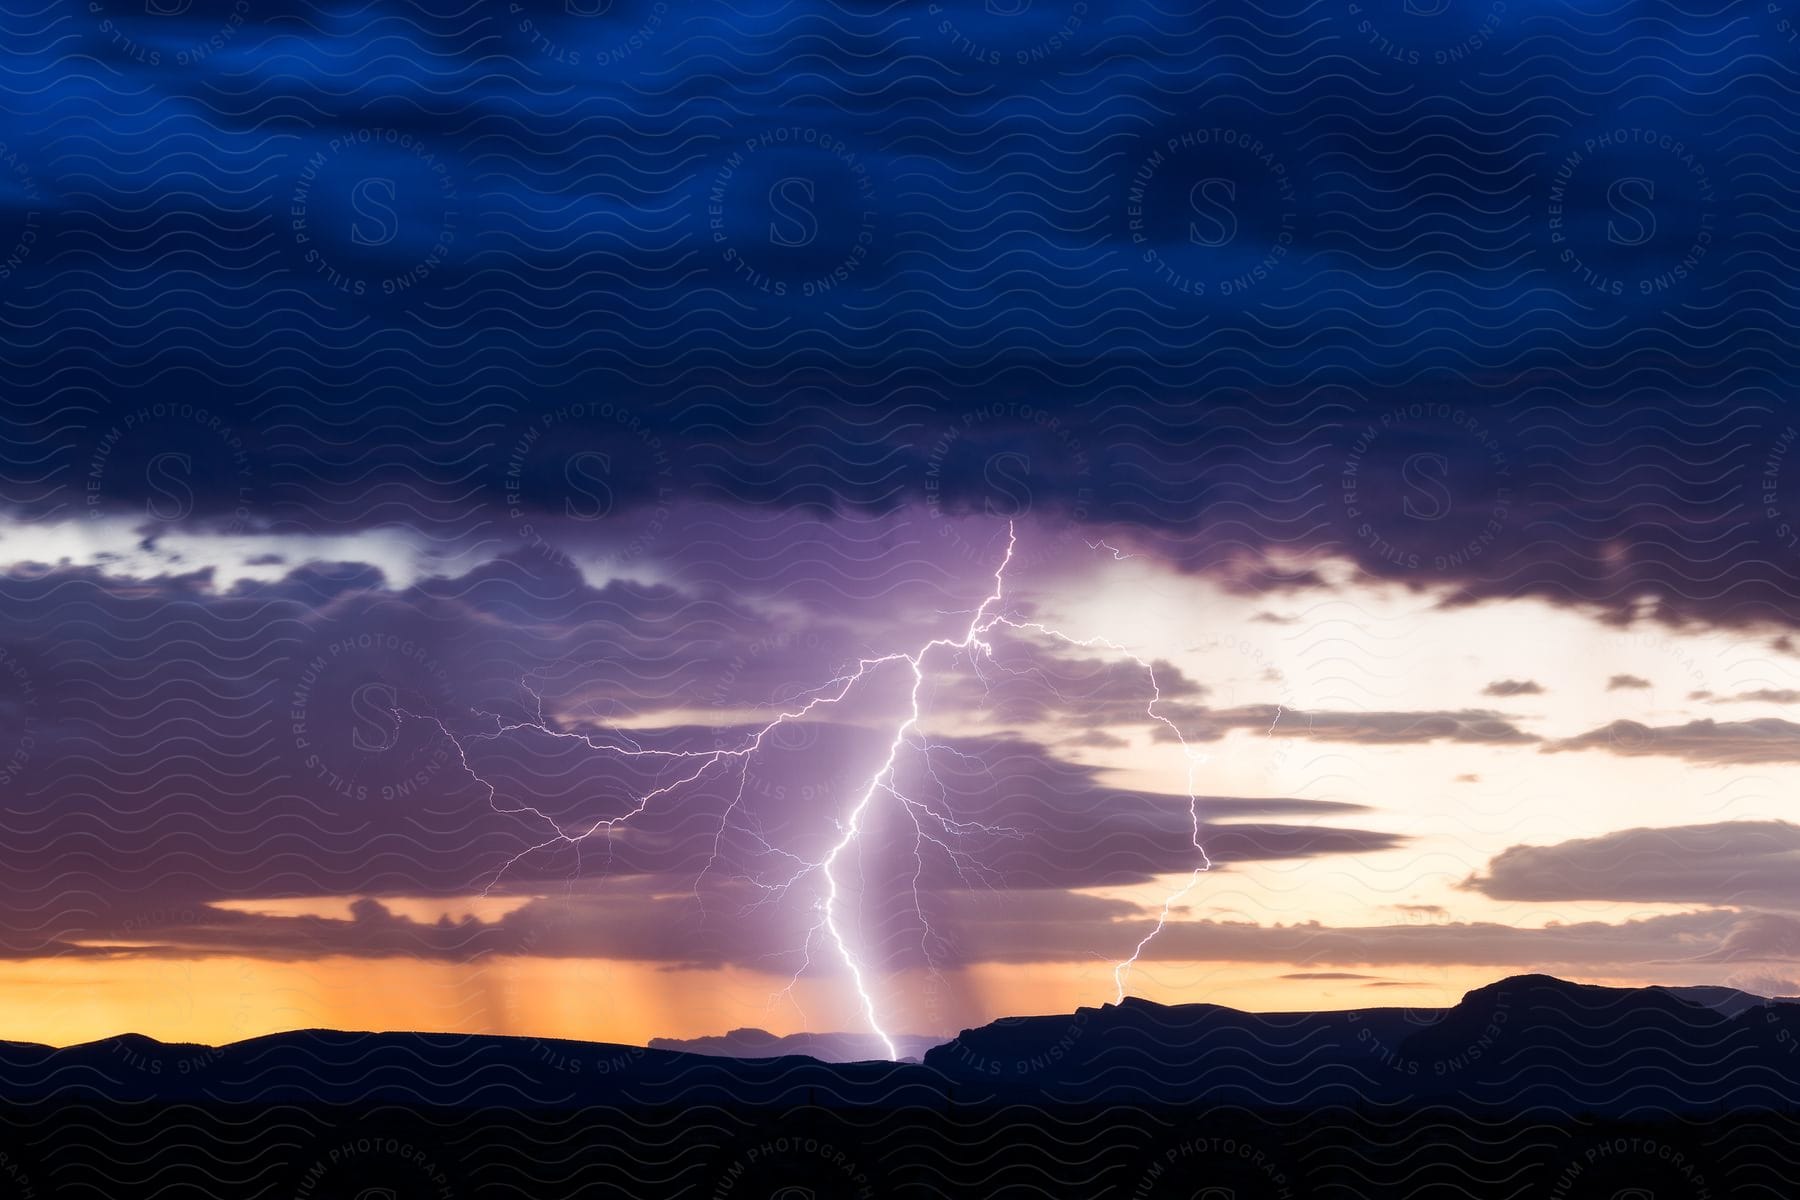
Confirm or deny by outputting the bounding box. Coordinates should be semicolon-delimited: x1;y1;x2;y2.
3;974;1797;1197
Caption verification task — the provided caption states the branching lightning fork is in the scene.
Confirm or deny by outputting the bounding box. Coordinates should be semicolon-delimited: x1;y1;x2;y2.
402;523;1210;1058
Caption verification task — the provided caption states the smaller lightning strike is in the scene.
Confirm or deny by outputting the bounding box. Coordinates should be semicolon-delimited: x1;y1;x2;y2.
1085;539;1142;561
400;524;1209;1057
973;611;1212;1003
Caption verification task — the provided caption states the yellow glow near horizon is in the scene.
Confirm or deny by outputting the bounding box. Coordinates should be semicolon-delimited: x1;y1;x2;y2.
0;951;1713;1050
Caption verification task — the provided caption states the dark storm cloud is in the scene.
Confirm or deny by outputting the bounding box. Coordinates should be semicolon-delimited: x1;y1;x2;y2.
931;673;1541;747
929;636;1211;733
2;0;1795;630
1467;822;1800;908
1694;913;1800;964
1543;718;1800;764
939;905;1757;969
1205;706;1538;746
1482;679;1543;697
1392;904;1447;918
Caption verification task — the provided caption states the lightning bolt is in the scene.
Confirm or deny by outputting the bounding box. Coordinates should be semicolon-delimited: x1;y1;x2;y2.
401;523;1209;1057
1084;538;1141;561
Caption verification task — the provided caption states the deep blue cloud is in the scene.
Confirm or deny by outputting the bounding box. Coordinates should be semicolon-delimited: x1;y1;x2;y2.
2;0;1797;624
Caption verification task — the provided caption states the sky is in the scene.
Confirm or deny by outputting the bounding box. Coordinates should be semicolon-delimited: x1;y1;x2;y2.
4;0;1800;1049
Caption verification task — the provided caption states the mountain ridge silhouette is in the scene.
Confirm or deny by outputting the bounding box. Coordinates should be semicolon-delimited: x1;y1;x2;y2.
7;973;1799;1117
